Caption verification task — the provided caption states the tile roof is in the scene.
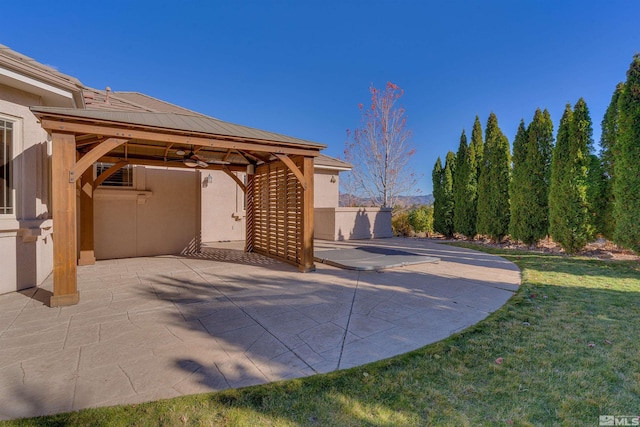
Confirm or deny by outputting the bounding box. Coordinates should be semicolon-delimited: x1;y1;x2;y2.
0;44;84;92
315;154;351;169
114;92;211;117
83;88;155;112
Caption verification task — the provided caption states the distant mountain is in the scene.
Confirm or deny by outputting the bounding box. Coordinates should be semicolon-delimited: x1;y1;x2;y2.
339;193;433;208
395;194;434;207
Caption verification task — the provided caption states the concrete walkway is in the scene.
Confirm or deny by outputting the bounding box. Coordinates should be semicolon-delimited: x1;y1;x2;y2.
0;239;520;420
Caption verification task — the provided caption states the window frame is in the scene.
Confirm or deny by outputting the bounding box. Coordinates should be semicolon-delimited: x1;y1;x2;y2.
95;162;135;188
0;114;18;218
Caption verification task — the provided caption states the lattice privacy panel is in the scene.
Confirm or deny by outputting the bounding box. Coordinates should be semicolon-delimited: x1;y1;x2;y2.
246;157;304;266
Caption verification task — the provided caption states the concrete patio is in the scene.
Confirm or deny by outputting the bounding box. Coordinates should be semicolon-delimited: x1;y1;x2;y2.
0;238;520;421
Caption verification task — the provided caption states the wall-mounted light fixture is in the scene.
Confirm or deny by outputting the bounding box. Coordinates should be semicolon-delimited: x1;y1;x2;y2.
202;173;213;188
330;175;337;183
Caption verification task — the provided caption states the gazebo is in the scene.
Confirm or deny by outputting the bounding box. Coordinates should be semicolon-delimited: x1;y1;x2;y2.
31;107;325;306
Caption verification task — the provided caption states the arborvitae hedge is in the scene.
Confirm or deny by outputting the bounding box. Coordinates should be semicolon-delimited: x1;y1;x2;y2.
586;154;611;238
549;104;572;250
468;116;484;236
477;112;511;241
453;130;476;237
613;54;640;253
509;119;530;242
597;83;623;240
549;99;594;254
432;157;445;234
521;108;554;244
441;151;456;237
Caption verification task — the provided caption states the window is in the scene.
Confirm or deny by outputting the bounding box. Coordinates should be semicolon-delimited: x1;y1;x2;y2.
1;119;13;215
96;162;134;187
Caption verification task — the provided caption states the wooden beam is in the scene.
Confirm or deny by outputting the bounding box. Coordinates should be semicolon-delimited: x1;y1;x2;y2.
163;142;175;160
40;119;322;157
274;153;307;190
76;136;105;148
70;137;128;182
241;150;271;163
99;141;171;152
78;168;96;266
222;148;232;162
222;167;246;193
94;161;129;187
236;151;261;165
300;156;315;272
50;132;79;306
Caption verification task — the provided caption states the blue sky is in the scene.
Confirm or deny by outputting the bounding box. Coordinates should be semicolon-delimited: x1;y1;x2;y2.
3;0;639;194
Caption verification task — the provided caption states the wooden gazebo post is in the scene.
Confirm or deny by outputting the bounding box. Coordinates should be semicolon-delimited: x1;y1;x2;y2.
300;156;315;272
50;131;79;306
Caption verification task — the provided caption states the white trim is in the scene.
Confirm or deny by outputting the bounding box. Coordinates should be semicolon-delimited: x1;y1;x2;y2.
0;66;73;99
314;165;351;172
0;113;21;219
0;218;20;232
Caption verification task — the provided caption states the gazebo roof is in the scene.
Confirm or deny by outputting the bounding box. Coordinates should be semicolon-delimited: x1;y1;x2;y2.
31;106;326;170
31;106;326;149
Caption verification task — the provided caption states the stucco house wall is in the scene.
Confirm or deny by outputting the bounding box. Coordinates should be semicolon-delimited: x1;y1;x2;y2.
315;207;393;241
200;170;246;242
94;166;199;259
0;84;54;294
314;169;339;208
0;45;85;295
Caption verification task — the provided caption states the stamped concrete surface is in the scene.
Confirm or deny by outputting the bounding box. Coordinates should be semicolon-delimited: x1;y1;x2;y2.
0;239;520;420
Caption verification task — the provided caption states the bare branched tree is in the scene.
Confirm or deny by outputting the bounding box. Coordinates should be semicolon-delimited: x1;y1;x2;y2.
344;82;418;207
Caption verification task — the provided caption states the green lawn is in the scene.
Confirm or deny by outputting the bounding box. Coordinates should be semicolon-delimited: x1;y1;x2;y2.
4;244;640;426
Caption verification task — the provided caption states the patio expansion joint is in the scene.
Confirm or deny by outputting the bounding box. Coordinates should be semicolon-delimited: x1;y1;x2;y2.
125;311;143;329
213;362;232;388
69;348;83;410
164;325;184;343
61;318;72;349
337;271;361;370
19;363;25;385
119;365;137;393
0;298;44;340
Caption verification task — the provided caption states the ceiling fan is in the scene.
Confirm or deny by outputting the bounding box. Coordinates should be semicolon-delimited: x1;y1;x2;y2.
174;148;230;168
